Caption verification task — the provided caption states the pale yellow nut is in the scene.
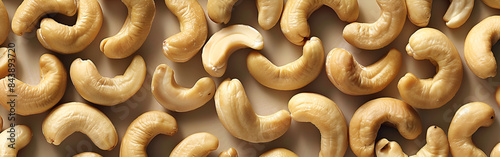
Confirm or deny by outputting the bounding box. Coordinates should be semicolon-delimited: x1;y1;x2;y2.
163;0;207;62
0;0;8;44
42;102;118;150
399;28;463;109
120;111;178;157
281;0;359;45
207;0;238;24
170;132;219;157
443;0;473;28
70;55;146;106
215;78;291;143
326;48;402;95
288;93;348;157
0;125;32;157
100;0;155;59
151;64;216;112
449;102;495;157
202;25;264;77
482;0;500;9
207;0;283;30
375;126;449;157
406;0;432;27
73;152;102;157
343;0;406;50
492;143;500;157
259;148;299;157
0;47;15;78
0;53;67;115
349;98;422;157
219;148;238;157
247;37;324;91
464;16;500;79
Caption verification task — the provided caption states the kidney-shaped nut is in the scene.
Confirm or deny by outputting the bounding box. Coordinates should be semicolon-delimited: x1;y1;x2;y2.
288;93;348;157
326;48;402;95
70;55;146;106
120;111;178;157
281;0;359;45
0;125;32;157
0;0;8;44
0;54;66;115
152;64;216;112
202;25;264;77
0;47;15;78
207;0;283;30
406;0;432;27
492;143;500;157
247;37;324;91
443;0;473;28
215;78;291;143
259;148;299;157
482;0;500;9
219;148;238;157
73;152;102;157
464;16;500;79
170;132;219;157
375;126;449;157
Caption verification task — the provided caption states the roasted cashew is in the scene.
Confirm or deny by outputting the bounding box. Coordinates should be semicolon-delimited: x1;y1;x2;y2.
0;54;66;115
326;48;402;95
215;78;291;143
406;0;432;27
482;0;500;9
343;0;407;50
398;28;463;109
464;16;500;79
375;126;449;157
288;93;348;157
443;0;473;28
219;148;238;157
100;0;155;59
120;111;178;157
492;143;500;157
0;0;8;44
73;152;102;157
247;37;324;90
70;55;146;106
0;125;32;157
207;0;283;30
42;102;118;150
202;25;264;77
0;47;15;78
349;97;422;157
259;148;299;157
281;0;359;45
170;132;219;157
449;102;495;157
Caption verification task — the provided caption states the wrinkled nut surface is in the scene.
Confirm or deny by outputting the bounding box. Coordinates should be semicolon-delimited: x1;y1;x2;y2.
326;48;402;95
399;28;463;109
349;97;423;157
375;126;449;157
0;47;15;78
0;54;67;115
207;0;283;30
259;148;299;157
0;0;8;44
120;111;178;157
70;55;146;106
170;132;219;157
247;37;324;91
343;0;406;50
0;125;32;157
202;25;264;77
464;16;500;79
482;0;500;9
406;0;432;27
215;79;291;143
73;152;103;157
281;0;359;45
152;64;215;112
42;102;118;150
492;143;500;157
449;102;495;157
443;0;473;28
219;148;238;157
288;93;348;157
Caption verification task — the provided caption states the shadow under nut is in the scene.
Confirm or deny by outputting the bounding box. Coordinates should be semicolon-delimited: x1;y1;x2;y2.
375;126;449;157
0;125;32;157
170;132;219;157
464;16;500;79
0;0;8;44
406;0;432;27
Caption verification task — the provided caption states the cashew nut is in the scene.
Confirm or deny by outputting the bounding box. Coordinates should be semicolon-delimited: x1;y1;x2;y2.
449;102;495;157
492;143;500;157
0;125;32;157
100;0;155;59
207;0;283;30
247;37;324;90
202;25;264;77
42;102;118;150
170;132;219;157
443;0;473;28
214;78;291;143
464;16;500;79
398;28;463;109
73;152;102;157
281;0;359;45
375;126;449;157
120;111;178;157
152;64;215;112
288;93;348;157
326;48;402;95
259;148;299;157
482;0;500;9
70;55;146;106
406;0;432;27
219;148;238;157
349;97;423;157
0;53;67;115
343;0;407;50
0;0;8;44
0;47;15;78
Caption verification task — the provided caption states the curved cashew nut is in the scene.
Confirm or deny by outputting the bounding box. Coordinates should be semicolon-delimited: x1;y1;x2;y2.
215;78;291;143
492;143;500;157
0;47;15;78
163;0;207;62
202;25;264;77
326;48;402;95
70;55;146;106
0;54;67;115
42;102;118;150
482;0;500;9
219;148;238;157
170;132;219;157
288;93;348;157
398;28;463;109
449;102;495;157
207;0;283;30
406;0;432;27
375;126;449;157
152;64;216;112
259;148;299;157
100;0;155;59
73;152;102;157
281;0;359;45
0;125;32;157
120;111;178;157
247;37;324;90
343;0;407;50
443;0;473;28
464;16;500;79
0;0;8;44
349;97;423;157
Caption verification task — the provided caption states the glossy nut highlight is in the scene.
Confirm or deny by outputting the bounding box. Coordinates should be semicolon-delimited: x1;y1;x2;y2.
0;125;32;157
207;0;283;30
0;47;15;78
170;132;219;157
492;143;500;157
219;148;238;157
443;0;473;28
375;126;449;157
464;16;500;79
259;148;299;157
0;0;8;44
73;152;102;157
406;0;432;27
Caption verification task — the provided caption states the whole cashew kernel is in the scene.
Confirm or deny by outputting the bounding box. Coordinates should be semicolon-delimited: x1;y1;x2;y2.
73;152;102;157
0;47;15;78
0;0;8;44
207;0;283;30
406;0;432;27
219;148;238;157
170;132;219;157
288;93;348;157
482;0;500;9
464;16;500;79
202;25;264;77
247;37;324;90
349;97;423;157
42;102;118;150
375;126;449;157
398;28;463;109
0;125;32;157
492;143;500;157
326;48;402;95
443;0;473;28
70;55;146;106
215;78;291;143
259;148;299;157
0;53;67;115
